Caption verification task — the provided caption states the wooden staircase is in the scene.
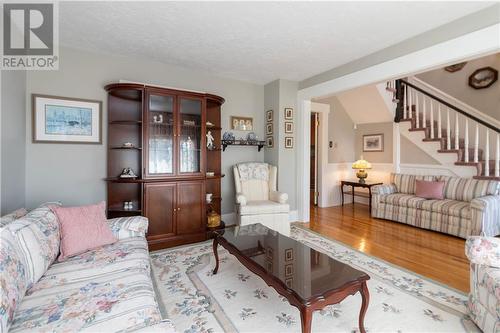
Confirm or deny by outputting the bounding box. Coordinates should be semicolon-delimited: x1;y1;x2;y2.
388;80;500;180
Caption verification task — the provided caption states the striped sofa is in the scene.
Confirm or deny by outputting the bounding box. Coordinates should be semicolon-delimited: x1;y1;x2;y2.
371;174;500;238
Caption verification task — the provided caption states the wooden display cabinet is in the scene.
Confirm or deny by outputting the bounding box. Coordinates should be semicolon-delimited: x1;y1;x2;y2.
105;83;224;249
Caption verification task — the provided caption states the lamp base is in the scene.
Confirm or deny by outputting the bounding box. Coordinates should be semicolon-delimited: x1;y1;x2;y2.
356;169;368;184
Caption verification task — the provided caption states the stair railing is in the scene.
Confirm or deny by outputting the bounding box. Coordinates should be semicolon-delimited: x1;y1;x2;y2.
389;78;500;177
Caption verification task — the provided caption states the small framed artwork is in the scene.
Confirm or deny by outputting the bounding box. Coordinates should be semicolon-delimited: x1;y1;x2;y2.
363;134;384;152
284;108;293;120
266;247;273;260
468;67;498;89
285;137;293;149
266;123;273;135
285;278;293;288
32;94;102;144
266;136;274;148
266;110;273;122
231;116;253;131
285;122;293;133
285;264;293;277
285;248;293;261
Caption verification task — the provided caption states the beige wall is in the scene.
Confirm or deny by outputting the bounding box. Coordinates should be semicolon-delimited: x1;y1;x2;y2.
400;135;440;165
324;96;355;163
355;122;393;163
417;53;500;120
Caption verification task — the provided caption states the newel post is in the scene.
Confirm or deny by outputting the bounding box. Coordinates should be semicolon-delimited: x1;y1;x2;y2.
394;79;404;123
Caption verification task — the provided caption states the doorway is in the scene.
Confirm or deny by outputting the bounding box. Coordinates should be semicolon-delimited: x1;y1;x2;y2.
310;112;319;206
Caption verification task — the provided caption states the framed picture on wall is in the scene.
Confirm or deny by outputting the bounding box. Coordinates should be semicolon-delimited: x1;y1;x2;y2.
266;136;274;148
363;134;384;152
231;116;253;131
284;108;293;120
285;122;293;133
266;110;273;122
266;123;273;135
32;94;102;144
285;136;293;149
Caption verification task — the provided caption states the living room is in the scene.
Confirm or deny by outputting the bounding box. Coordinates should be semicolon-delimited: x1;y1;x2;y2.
1;2;499;333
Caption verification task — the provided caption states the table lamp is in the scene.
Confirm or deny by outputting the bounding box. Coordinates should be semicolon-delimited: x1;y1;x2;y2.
352;159;372;184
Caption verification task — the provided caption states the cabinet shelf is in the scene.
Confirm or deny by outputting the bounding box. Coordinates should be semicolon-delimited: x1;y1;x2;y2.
109;146;142;150
206;126;222;131
108;204;142;213
109;120;142;125
206;174;225;179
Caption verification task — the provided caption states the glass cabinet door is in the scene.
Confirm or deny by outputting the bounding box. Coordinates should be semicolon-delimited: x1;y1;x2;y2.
178;97;203;174
147;93;175;176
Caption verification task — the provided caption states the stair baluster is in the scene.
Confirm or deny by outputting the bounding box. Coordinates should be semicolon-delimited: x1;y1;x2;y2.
415;93;420;128
495;133;499;177
437;104;442;139
408;87;412;119
430;100;434;139
403;85;407;119
485;130;490;177
422;96;426;129
455;113;460;150
474;124;479;163
446;108;451;150
464;119;469;163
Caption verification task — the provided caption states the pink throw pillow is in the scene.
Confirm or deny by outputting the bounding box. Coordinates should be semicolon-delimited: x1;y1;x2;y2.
51;202;117;260
415;180;445;200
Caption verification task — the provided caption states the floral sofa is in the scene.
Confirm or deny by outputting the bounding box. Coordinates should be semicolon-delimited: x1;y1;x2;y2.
372;174;500;238
0;203;175;332
466;236;500;333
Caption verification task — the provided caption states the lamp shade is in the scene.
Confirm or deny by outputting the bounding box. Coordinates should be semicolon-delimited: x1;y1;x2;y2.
352;159;372;170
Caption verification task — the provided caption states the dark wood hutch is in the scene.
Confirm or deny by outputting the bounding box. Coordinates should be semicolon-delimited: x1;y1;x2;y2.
104;83;224;250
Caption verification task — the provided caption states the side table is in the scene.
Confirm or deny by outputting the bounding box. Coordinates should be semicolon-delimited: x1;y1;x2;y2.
340;180;382;215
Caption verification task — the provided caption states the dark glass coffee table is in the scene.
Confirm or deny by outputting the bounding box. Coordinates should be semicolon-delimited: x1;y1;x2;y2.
211;224;370;333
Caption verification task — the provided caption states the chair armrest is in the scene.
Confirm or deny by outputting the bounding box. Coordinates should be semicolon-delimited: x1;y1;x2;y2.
372;184;397;195
107;216;149;240
466;236;500;268
270;191;288;204
236;192;247;206
471;195;500;237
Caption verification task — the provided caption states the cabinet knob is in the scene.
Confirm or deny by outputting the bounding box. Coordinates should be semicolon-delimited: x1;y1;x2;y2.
177;207;181;211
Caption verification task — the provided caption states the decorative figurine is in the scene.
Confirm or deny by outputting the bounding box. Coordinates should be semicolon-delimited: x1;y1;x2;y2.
123;201;133;210
206;130;214;149
119;168;138;179
122;142;134;148
206;193;213;203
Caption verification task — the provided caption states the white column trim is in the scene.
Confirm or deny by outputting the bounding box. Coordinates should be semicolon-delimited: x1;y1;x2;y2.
296;98;311;222
311;102;331;208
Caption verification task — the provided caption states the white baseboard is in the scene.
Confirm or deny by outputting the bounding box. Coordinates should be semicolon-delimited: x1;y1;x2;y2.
222;210;299;225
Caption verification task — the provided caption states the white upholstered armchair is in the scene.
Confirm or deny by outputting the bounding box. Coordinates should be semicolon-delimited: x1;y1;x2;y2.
233;162;290;236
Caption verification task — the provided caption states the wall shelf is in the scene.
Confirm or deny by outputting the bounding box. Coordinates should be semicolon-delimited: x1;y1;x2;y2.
222;140;266;152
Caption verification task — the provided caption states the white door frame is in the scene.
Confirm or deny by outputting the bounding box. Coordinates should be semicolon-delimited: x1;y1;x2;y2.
296;23;500;222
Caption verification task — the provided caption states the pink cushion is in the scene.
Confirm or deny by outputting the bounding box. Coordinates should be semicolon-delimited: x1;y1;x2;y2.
415;180;445;200
51;202;117;260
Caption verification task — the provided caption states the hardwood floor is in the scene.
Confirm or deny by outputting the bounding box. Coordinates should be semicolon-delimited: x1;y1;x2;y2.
301;204;469;293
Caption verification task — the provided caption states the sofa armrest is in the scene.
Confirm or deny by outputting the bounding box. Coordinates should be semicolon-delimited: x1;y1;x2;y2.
471;195;500;237
236;192;247;206
270;191;288;204
107;216;149;240
372;184;397;195
466;236;500;268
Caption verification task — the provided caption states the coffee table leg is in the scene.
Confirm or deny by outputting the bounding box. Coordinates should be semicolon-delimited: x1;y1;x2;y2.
299;307;312;333
212;238;219;275
359;281;369;333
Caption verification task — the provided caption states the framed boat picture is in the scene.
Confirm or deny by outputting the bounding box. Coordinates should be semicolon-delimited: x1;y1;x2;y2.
32;94;102;144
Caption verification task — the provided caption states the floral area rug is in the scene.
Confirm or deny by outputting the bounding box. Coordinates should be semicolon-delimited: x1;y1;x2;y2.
150;224;479;333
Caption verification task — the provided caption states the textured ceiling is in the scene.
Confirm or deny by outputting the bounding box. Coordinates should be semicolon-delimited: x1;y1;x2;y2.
59;2;493;84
